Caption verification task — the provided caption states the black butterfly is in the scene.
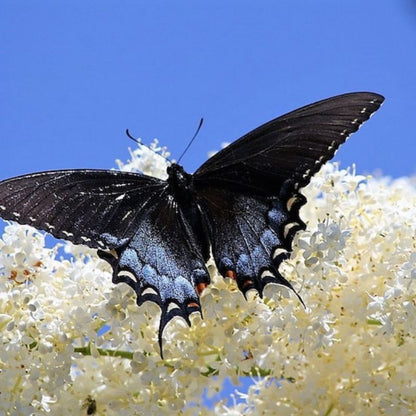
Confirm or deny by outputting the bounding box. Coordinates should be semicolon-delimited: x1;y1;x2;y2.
0;92;384;353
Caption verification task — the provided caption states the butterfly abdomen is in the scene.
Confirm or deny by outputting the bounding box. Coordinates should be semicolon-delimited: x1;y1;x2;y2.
166;163;211;263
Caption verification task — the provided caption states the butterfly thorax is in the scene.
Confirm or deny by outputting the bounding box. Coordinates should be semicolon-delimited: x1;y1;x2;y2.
166;163;195;201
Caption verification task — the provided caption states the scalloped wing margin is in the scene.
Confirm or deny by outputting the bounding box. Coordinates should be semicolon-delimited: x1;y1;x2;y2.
197;186;306;302
98;194;211;356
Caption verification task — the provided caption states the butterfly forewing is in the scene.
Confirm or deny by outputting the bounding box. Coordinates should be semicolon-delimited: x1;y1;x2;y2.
0;169;165;249
194;92;384;194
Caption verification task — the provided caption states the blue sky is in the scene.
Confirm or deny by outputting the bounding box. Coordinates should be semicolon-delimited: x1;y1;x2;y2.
2;1;416;180
1;0;416;408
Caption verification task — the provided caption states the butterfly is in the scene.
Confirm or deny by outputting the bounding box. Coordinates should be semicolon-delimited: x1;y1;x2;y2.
0;92;384;353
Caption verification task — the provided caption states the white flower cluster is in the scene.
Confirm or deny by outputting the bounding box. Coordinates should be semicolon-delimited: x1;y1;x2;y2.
115;139;170;179
0;142;415;415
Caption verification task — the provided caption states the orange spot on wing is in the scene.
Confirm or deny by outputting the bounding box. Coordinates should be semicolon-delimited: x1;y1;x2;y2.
225;270;237;280
187;302;199;309
242;279;254;289
195;282;208;295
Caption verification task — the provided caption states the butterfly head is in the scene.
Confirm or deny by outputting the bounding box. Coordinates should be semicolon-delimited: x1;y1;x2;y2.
166;163;193;194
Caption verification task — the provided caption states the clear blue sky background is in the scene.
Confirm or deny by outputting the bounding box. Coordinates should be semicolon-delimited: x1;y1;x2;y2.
1;0;416;408
2;1;416;179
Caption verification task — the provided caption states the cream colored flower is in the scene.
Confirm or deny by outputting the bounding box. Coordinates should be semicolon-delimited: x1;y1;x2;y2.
1;142;415;415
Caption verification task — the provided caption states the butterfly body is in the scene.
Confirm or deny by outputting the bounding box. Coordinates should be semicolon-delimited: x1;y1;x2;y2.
166;163;211;260
0;92;384;353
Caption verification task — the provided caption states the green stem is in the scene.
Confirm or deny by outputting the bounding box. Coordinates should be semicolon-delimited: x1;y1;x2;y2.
27;341;277;378
73;345;134;360
323;402;334;416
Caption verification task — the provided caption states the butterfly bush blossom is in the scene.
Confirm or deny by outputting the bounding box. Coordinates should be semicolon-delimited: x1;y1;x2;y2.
0;141;415;415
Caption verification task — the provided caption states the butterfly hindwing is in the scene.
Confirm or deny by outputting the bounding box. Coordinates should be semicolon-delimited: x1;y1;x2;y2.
197;186;306;298
98;189;210;352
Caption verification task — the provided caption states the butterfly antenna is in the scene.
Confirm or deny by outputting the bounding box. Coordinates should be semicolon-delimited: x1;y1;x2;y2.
125;129;170;163
177;118;204;164
125;129;141;145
